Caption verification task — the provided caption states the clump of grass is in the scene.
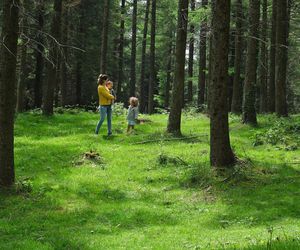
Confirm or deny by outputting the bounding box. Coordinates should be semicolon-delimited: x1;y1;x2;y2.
157;153;188;166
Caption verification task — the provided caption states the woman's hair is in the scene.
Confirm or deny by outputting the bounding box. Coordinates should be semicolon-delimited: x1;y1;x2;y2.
129;97;139;107
98;74;108;85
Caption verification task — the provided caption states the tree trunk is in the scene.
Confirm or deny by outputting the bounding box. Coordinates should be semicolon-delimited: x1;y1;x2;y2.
130;0;137;97
61;6;69;106
148;0;156;114
34;0;44;108
209;0;235;168
140;0;150;113
117;0;126;102
165;32;173;109
167;0;189;135
259;0;268;113
268;0;277;112
198;0;208;106
275;0;289;117
42;0;62;115
242;0;260;125
231;0;243;114
187;0;195;103
17;29;28;112
100;0;109;74
0;0;19;187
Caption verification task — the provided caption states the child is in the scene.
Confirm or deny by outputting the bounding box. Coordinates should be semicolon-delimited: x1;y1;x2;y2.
106;81;116;105
127;97;139;133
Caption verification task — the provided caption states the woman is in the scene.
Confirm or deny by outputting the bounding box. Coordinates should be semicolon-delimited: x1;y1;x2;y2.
95;74;115;136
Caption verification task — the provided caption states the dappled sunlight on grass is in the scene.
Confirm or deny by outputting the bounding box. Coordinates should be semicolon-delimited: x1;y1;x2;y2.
1;111;299;249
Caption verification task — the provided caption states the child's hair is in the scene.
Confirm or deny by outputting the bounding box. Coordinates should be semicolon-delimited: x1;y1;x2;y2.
98;74;108;85
129;97;139;107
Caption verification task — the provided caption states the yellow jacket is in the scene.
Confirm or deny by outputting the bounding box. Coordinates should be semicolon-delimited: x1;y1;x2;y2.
98;85;114;106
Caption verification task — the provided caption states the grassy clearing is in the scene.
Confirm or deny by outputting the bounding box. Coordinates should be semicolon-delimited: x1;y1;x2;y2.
1;110;300;249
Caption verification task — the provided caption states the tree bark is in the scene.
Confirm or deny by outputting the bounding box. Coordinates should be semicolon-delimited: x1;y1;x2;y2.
34;0;44;109
231;0;243;114
117;0;126;101
100;0;109;74
17;26;28;112
242;0;260;125
140;0;150;113
130;0;138;97
275;0;289;117
167;0;189;135
165;32;173;109
209;0;235;167
42;0;62;115
60;6;69;106
259;0;268;113
187;0;195;103
198;0;208;106
148;0;156;114
0;0;19;187
268;0;277;112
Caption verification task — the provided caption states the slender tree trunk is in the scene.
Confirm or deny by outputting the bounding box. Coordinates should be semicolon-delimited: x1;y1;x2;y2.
268;0;277;112
228;30;235;110
198;0;208;106
165;32;173;109
209;0;235;168
117;0;126;101
259;0;268;113
129;0;137;97
275;0;289;117
242;0;260;125
100;0;109;74
61;7;69;106
17;30;28;112
148;0;156;114
140;0;150;113
187;0;195;103
167;0;189;135
42;0;62;115
231;0;243;113
34;0;44;108
0;0;19;187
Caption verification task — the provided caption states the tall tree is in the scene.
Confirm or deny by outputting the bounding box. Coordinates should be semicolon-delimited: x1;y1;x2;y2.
187;0;195;103
130;0;138;97
42;0;62;115
259;0;268;113
231;0;243;113
198;0;208;106
148;0;156;114
117;0;126;100
275;0;289;116
165;32;174;109
140;0;150;113
34;0;44;108
100;0;110;74
60;6;69;106
268;0;277;112
167;0;189;135
17;3;29;113
242;0;260;124
0;0;19;187
209;0;235;167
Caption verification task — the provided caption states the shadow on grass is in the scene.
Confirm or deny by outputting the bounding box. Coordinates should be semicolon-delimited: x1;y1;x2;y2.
208;162;300;229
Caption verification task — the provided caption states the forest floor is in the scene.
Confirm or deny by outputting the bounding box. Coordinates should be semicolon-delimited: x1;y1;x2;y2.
1;109;300;250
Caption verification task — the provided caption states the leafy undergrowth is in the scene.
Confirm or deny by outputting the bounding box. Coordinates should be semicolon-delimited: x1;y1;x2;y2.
0;111;299;249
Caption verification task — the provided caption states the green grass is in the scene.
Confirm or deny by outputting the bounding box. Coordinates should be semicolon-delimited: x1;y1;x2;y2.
1;110;300;249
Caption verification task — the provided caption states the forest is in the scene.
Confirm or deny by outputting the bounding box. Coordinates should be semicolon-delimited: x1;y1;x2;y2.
0;0;300;249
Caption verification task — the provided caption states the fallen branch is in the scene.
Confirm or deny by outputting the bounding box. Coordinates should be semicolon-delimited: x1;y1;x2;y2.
133;135;207;145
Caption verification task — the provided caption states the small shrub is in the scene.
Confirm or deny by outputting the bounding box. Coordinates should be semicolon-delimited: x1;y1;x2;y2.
113;102;127;116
